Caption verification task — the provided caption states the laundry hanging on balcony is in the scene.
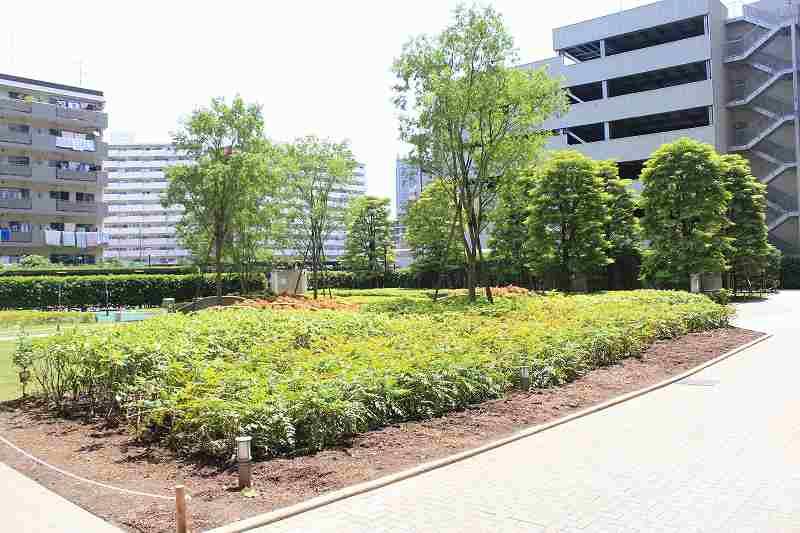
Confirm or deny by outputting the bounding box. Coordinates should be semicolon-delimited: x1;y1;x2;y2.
0;228;11;242
44;230;61;246
62;232;76;247
76;232;88;249
86;232;99;247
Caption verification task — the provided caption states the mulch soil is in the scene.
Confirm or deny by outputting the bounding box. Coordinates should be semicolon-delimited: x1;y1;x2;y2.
0;327;763;532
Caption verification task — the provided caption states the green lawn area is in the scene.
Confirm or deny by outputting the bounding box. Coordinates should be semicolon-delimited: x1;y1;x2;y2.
0;340;20;401
22;290;731;458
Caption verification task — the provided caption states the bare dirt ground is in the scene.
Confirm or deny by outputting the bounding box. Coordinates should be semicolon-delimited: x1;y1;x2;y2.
0;327;763;533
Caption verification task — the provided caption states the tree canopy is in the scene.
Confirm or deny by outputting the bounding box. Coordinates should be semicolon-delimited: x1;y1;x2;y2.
392;4;567;301
164;96;281;299
405;178;464;274
525;151;612;291
639;138;733;288
282;135;358;298
342;196;394;278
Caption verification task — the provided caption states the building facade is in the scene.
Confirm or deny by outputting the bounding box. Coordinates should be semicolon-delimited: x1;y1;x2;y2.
322;162;367;258
394;158;431;247
527;0;800;253
0;73;107;265
103;144;191;264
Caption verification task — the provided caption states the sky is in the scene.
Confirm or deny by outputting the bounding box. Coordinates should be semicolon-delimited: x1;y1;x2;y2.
2;0;744;214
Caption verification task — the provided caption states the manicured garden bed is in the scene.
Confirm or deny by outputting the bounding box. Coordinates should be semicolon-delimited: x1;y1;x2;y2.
0;326;762;533
17;290;731;459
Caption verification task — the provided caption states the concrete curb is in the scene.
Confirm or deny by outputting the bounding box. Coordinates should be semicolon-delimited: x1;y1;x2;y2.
205;332;773;533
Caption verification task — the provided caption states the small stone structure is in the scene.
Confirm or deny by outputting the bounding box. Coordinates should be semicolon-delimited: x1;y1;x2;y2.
270;270;307;295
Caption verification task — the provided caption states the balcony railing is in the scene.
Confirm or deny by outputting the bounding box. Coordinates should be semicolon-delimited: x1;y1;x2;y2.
56;106;101;122
0;130;32;144
725;25;769;59
0;197;32;209
0;98;32;114
2;231;33;243
56;168;99;183
0;164;32;177
55;136;96;152
56;201;97;214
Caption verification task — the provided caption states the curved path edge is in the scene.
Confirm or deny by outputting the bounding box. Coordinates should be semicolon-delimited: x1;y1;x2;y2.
206;331;772;533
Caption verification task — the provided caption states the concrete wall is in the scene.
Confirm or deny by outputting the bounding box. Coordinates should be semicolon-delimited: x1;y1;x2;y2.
543;80;713;129
546;125;715;162
553;0;713;50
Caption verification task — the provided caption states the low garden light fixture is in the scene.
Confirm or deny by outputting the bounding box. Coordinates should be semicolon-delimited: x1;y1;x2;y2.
236;436;253;489
18;368;30;397
519;366;530;391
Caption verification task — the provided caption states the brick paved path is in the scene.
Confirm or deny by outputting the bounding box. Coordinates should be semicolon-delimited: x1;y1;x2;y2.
236;291;800;533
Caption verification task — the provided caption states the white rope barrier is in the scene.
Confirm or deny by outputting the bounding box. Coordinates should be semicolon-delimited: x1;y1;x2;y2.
0;434;173;500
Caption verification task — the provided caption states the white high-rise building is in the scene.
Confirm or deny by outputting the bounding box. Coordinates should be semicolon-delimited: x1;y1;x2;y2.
525;0;800;253
103;144;192;264
0;73;107;265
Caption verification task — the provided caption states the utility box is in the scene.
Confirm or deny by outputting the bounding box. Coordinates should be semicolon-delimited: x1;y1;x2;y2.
162;298;176;312
270;270;307;295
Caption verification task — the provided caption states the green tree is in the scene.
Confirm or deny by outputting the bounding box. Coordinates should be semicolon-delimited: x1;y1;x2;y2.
18;255;51;269
490;163;539;287
405;178;464;276
720;154;772;284
595;160;642;259
640;138;733;288
342;196;394;282
392;4;567;301
283;136;358;299
164;96;279;301
525;151;612;291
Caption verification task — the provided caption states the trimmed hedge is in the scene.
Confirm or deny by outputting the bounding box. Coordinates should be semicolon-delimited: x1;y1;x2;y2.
0;274;263;309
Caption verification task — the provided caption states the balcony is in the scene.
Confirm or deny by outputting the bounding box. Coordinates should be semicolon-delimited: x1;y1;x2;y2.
0;98;32;114
0;164;32;177
0;130;32;145
57;168;101;183
0;197;32;210
3;231;33;243
55;106;108;129
56;200;99;214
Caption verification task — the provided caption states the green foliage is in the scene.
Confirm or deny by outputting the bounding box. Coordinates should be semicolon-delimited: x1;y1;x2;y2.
164;96;282;299
405;178;464;273
18;255;51;269
595;160;641;258
282;136;359;298
342;196;394;277
0;274;261;309
640;138;733;288
721;154;772;280
706;288;731;305
0;310;94;328
490;170;536;283
392;4;567;299
526;151;612;290
781;255;800;289
22;290;729;458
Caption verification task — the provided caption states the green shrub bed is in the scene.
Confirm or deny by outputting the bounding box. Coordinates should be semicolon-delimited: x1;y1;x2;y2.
0;310;95;329
18;290;730;458
0;274;262;309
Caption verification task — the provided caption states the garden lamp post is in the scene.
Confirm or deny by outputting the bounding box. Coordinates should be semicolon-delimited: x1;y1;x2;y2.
519;366;530;391
236;436;253;489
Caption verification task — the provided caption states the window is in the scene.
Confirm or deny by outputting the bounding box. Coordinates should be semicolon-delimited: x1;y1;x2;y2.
8;124;30;133
49;223;65;231
50;191;70;201
8;156;29;166
0;188;28;200
76;192;95;203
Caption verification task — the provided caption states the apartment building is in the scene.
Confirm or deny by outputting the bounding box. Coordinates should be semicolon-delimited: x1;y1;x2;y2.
322;162;367;258
0;73;107;265
526;0;800;253
103;144;192;264
393;158;432;248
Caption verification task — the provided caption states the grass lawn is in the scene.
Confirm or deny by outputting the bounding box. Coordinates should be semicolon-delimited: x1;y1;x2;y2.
0;340;20;401
22;290;731;458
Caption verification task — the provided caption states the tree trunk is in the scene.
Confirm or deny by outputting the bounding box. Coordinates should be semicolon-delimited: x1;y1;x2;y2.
215;238;223;304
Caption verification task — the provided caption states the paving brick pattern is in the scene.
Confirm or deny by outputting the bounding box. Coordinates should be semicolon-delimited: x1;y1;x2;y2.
248;291;800;533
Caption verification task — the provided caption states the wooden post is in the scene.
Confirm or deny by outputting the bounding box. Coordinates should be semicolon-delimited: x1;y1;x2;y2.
175;485;188;533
